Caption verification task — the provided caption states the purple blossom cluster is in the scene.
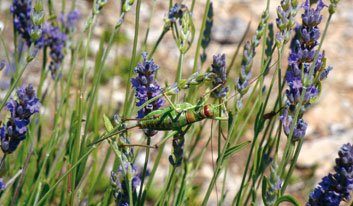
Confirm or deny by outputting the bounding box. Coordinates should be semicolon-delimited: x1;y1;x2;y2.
210;54;228;98
42;23;67;78
0;85;40;154
110;162;142;206
0;178;5;191
169;133;185;167
11;0;38;46
307;143;353;206
131;52;164;119
11;0;80;78
10;0;43;48
280;0;332;141
60;10;81;32
131;53;164;136
168;3;186;23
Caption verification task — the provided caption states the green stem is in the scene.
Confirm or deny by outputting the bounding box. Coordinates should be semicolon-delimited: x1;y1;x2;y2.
123;0;142;118
175;52;184;84
226;22;251;75
36;147;96;206
147;29;167;59
191;0;210;74
235;134;259;206
142;0;157;52
158;167;176;205
37;47;48;99
137;136;151;205
0;61;29;111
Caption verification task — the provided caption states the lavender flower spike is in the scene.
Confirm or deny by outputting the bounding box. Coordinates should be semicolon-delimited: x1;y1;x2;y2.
280;0;331;141
307;143;353;206
42;23;67;78
168;3;187;24
11;0;44;47
11;0;33;46
111;162;142;206
0;84;40;153
131;52;164;136
169;132;185;167
236;11;268;96
276;0;298;45
60;10;81;32
210;54;228;98
0;178;5;191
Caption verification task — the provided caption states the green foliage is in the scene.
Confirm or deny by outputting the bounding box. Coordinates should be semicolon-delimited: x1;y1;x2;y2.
0;0;340;205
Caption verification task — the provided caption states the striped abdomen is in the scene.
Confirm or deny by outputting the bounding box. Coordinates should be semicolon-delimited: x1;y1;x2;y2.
138;105;214;131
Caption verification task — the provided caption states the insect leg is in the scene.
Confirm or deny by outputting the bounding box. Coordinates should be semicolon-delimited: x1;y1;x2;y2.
214;102;229;121
163;92;182;113
203;83;223;98
193;84;223;110
87;125;139;146
119;143;158;149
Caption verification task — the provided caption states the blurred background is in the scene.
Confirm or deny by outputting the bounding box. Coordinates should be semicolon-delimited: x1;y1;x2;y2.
0;0;353;204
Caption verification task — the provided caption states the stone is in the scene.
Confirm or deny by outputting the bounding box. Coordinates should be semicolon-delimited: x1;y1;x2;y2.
298;129;353;177
212;17;248;45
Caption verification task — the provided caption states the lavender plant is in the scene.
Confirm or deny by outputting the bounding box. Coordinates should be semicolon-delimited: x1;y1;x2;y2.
0;0;344;205
307;143;353;206
111;162;142;206
60;10;81;32
11;0;43;47
131;52;164;136
0;85;40;153
42;23;67;78
209;53;228;99
280;0;330;142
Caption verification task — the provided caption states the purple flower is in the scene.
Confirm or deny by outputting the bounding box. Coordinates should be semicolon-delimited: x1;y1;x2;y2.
11;0;33;46
210;54;228;98
284;0;327;106
60;10;81;32
307;143;353;206
280;109;307;141
281;0;331;141
0;85;40;153
131;52;164;117
0;178;5;191
131;52;164;136
11;0;43;47
110;162;142;206
42;23;67;78
0;60;5;71
169;133;185;167
168;3;186;23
